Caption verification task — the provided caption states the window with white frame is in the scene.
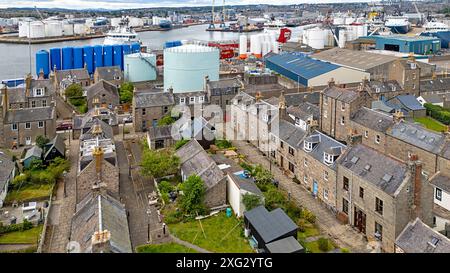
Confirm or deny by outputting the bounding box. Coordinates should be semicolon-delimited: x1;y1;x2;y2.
262;114;269;122
341;103;345;111
34;88;44;97
364;130;368;138
324;170;329;181
324;189;329;200
25;122;31;129
436;188;442;201
340;116;345;125
199;96;205;103
42;100;47;107
190;97;195;104
11;123;18;131
180;97;186;104
303;174;308;184
304;141;313;152
31;101;36;108
38;121;44;128
304;158;308;167
375;134;380;144
323;153;334;165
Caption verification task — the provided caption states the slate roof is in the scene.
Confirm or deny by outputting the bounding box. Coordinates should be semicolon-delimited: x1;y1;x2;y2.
86;80;119;102
395;218;450;253
420;78;450;92
285;92;321;106
265;236;304;253
312;48;397;71
80;119;114;141
441;141;450;160
351;107;394;133
244;205;297;244
176;139;225;189
0;152;15;190
208;78;242;89
366;80;403;94
73;107;118;130
273;119;307;148
5;107;54;123
95;66;123;81
71;192;132;253
44;134;65;159
388;95;425;111
338;144;407;196
134;91;174;108
420;93;450;104
6;79;54;104
147;125;172;140
287;102;320;121
372;100;395;114
229;174;263;197
300;130;346;170
388;121;445;154
322;86;361;103
56;68;90;83
430;172;450;194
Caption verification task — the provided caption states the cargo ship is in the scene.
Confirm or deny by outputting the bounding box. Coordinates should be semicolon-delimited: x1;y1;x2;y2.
104;18;140;45
420;21;450;48
385;16;411;34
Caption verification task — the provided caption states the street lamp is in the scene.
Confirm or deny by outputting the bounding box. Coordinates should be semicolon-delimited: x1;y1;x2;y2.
62;171;67;198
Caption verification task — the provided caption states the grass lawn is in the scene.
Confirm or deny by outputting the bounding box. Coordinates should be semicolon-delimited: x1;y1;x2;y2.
0;225;43;244
168;212;253;253
302;238;336;253
297;226;320;240
414;117;447;132
136;243;198;253
5;184;53;204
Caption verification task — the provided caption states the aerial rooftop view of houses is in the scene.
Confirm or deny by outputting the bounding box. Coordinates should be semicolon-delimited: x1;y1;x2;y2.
1;0;450;259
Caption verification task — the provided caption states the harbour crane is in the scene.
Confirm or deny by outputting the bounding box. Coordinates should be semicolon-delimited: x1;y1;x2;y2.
219;0;226;28
209;0;216;29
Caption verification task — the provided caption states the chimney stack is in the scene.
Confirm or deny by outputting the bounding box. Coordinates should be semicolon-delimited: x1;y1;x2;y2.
38;69;45;80
255;91;262;102
91;230;111;253
278;91;287;121
393;109;405;123
25;73;32;97
328;78;335;88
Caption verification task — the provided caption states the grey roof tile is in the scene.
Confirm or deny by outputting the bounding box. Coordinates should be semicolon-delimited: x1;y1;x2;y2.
134;91;174;108
351;107;394;133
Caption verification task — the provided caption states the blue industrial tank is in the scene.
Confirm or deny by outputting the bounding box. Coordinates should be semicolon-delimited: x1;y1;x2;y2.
131;43;141;53
49;48;61;71
83;45;94;74
103;45;113;67
113;45;123;70
122;44;131;56
62;47;73;70
93;45;103;70
36;50;50;78
73;47;84;69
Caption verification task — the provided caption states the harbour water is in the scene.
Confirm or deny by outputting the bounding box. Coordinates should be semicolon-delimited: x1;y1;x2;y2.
0;24;303;80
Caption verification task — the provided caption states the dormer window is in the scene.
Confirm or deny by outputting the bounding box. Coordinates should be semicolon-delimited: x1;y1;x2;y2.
375;87;381;93
341;103;346;111
180;97;186;104
34;88;44;97
391;85;396;92
323;152;334;165
304;141;313;152
199;96;205;103
189;97;195;104
262;114;269;122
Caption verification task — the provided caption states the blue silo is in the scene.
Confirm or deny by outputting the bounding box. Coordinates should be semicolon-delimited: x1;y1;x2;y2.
83;45;94;74
113;45;123;70
93;45;103;70
62;47;74;70
73;47;84;69
49;48;61;71
131;43;141;53
103;45;113;67
36;50;50;78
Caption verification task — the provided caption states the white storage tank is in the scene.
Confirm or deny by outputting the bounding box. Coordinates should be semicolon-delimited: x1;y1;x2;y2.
63;23;74;36
333;17;345;25
29;21;45;39
18;21;30;38
338;29;347;48
124;53;157;83
44;21;63;37
345;17;355;25
250;35;262;58
262;41;271;57
110;18;122;27
307;28;325;49
239;35;248;59
129;17;144;27
74;23;86;35
164;44;219;93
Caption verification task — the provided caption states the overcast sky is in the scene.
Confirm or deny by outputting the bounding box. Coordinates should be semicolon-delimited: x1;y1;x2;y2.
0;0;374;10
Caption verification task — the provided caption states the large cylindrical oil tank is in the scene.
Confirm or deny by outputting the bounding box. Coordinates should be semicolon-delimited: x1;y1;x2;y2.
131;43;141;53
113;45;123;70
36;50;50;78
50;48;62;71
44;21;63;37
29;21;45;39
250;35;262;58
333;17;345;25
73;23;86;35
73;47;84;69
83;45;94;74
63;22;74;36
307;28;325;49
18;21;30;37
103;45;113;66
164;44;219;93
262;41;271;57
93;45;103;70
110;18;122;27
62;47;73;70
124;53;157;83
239;35;248;59
338;29;347;48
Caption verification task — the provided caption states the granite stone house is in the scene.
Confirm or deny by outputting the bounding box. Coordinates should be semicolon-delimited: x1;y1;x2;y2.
86;80;120;110
0;152;15;208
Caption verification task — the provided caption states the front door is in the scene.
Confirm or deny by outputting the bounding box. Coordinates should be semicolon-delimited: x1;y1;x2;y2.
25;137;32;146
354;207;367;234
313;180;318;197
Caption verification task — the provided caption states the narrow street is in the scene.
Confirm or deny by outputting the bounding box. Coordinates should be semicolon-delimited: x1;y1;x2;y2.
232;140;370;253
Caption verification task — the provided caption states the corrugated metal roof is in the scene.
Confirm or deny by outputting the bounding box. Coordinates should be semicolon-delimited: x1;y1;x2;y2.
265;53;340;85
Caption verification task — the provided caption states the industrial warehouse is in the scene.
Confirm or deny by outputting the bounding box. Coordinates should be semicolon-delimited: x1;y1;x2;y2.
0;1;450;258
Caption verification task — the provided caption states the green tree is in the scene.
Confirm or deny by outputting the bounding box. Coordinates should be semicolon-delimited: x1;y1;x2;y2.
158;114;176;126
179;175;207;215
28;159;44;171
175;139;189;150
65;83;83;98
242;193;263;211
140;148;180;179
119;82;134;104
264;186;286;211
35;135;50;149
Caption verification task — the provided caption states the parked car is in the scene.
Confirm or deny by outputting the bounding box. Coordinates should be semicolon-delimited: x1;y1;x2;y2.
56;122;73;131
123;116;133;124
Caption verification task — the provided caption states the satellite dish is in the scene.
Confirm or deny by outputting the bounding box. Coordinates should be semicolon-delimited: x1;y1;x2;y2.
66;241;81;253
